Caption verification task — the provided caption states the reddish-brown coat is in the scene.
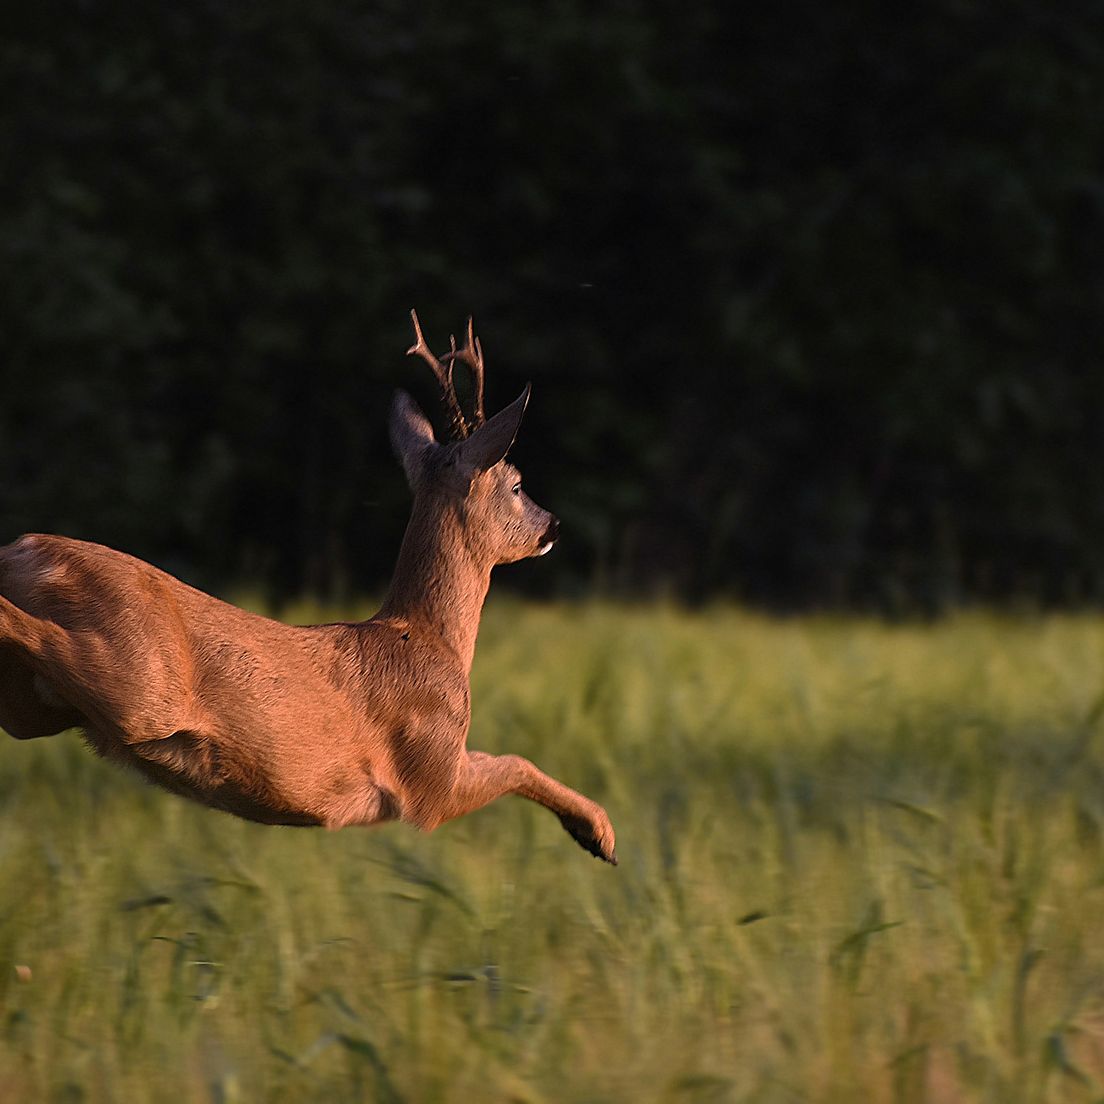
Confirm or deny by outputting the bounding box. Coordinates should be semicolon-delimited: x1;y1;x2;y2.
0;315;617;864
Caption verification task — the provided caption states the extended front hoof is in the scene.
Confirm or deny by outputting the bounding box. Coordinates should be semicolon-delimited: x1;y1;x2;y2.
560;813;617;865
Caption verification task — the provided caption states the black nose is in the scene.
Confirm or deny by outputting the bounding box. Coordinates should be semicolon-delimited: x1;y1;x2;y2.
542;516;560;545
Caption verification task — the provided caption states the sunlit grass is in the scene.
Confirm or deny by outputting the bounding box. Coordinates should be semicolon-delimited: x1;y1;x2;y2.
4;602;1104;1101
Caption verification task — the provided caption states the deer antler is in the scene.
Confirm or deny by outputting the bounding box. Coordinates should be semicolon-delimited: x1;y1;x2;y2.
443;317;486;429
407;309;469;440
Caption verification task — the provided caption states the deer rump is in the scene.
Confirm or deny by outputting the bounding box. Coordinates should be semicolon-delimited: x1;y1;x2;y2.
0;533;461;830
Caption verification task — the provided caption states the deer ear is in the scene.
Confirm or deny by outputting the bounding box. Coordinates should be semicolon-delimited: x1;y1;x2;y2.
389;390;438;486
455;385;531;472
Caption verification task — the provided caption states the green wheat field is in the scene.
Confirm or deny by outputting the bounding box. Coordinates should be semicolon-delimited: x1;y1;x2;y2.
4;601;1104;1102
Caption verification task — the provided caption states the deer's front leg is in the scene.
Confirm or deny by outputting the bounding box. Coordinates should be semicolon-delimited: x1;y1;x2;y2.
428;750;617;865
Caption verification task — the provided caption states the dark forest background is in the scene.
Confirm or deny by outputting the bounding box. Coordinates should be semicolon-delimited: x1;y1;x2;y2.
3;2;1103;609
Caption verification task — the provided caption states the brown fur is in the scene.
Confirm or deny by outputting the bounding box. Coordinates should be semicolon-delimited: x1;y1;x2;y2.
0;320;617;864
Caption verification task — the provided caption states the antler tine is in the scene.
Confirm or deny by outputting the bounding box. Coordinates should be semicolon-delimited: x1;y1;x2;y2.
406;309;470;439
444;316;486;428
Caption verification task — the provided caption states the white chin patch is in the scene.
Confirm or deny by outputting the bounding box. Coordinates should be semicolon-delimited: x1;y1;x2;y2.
537;541;554;556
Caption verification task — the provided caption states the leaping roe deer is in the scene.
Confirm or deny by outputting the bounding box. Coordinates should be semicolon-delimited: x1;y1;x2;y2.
0;312;617;863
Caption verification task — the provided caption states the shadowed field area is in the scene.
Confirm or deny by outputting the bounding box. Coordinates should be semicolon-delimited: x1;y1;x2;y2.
3;602;1104;1102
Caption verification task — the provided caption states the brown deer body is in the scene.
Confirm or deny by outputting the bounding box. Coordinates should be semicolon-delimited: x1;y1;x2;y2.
0;313;617;863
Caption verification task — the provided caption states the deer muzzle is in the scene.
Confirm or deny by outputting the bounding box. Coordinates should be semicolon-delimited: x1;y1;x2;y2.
537;516;560;556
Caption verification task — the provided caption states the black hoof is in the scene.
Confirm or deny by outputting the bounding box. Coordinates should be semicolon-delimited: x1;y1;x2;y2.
559;814;617;865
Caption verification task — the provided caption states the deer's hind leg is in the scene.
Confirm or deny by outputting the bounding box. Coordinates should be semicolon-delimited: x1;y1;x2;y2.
0;597;96;735
0;645;84;739
0;593;183;748
0;591;89;739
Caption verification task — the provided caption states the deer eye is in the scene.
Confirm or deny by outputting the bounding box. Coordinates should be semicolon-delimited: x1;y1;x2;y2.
511;482;522;495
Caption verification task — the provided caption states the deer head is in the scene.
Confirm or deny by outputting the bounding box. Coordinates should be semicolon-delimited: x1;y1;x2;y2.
390;311;559;566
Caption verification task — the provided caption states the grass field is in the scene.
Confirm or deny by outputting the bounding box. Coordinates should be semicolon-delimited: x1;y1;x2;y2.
4;601;1104;1102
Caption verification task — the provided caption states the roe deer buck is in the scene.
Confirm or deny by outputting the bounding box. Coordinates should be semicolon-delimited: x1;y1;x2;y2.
0;311;617;863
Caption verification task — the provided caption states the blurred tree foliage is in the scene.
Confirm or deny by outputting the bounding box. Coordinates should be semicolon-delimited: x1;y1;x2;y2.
2;1;1103;608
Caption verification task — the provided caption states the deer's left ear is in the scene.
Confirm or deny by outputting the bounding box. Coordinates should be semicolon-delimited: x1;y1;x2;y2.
455;385;531;472
390;390;438;487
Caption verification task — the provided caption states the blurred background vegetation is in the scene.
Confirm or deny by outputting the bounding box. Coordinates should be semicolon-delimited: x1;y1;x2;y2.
2;1;1103;609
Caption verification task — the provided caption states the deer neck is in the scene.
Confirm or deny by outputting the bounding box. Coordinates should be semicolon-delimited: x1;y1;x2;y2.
379;494;492;673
